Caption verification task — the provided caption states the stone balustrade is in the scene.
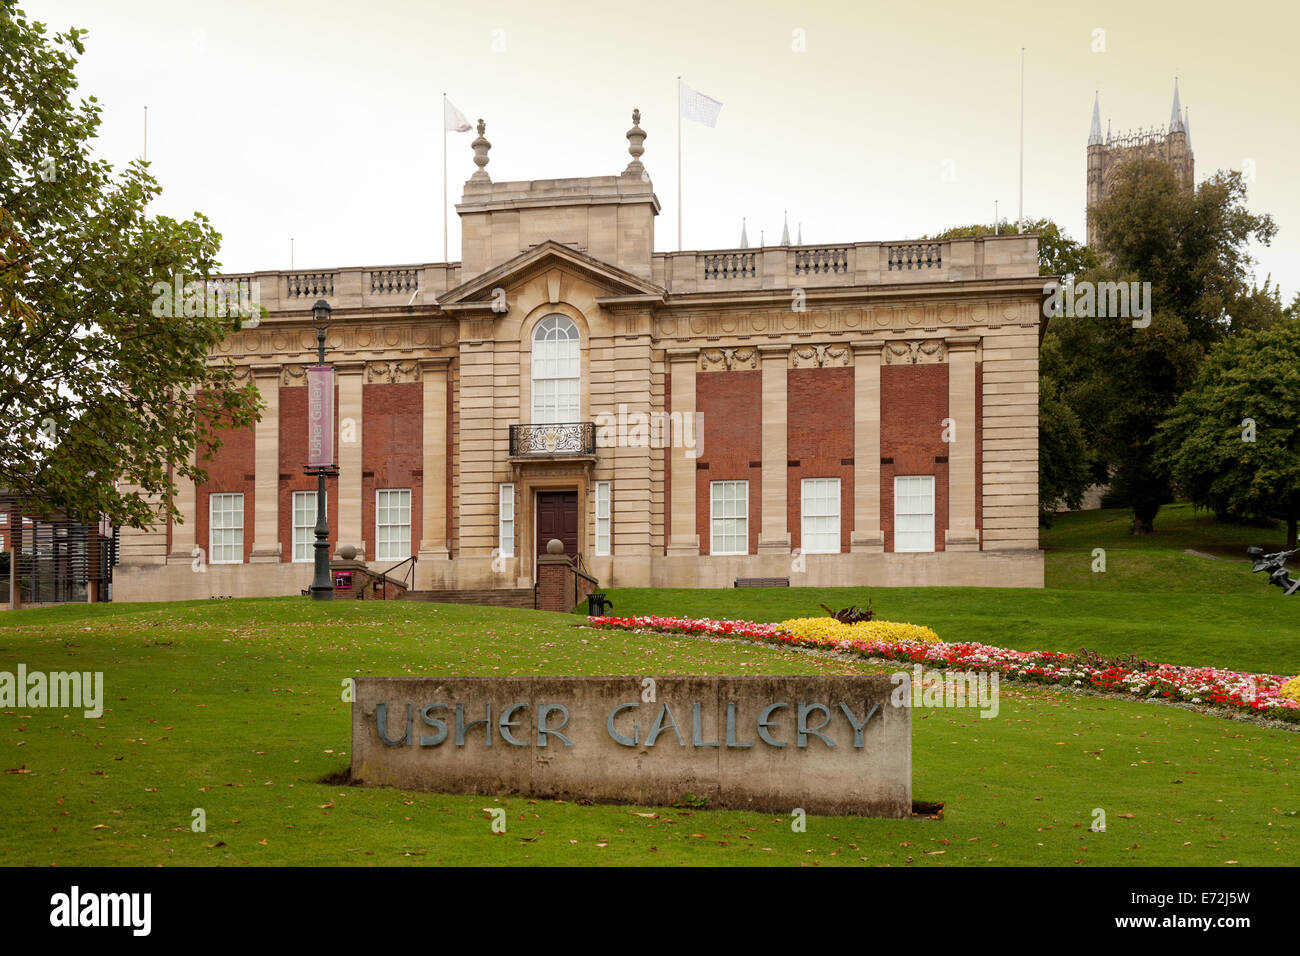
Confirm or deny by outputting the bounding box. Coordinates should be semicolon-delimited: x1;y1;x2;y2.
214;234;1037;313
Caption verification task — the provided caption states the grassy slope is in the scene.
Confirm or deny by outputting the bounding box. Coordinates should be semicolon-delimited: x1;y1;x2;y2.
0;504;1296;867
0;598;1295;867
602;504;1300;675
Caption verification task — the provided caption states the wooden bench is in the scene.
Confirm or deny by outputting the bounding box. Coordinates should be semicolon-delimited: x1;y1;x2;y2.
734;577;790;588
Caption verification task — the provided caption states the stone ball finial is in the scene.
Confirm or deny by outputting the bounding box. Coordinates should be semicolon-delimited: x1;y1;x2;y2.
546;538;564;555
470;119;491;182
624;108;647;179
337;544;357;560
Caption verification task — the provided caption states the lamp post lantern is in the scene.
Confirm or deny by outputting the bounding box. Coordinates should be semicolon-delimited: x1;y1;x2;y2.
308;299;336;600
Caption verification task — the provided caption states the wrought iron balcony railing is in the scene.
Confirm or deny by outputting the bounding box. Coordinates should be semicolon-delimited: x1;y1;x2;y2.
509;422;596;456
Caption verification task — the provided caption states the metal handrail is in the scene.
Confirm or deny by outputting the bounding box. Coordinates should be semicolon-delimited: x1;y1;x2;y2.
370;554;418;599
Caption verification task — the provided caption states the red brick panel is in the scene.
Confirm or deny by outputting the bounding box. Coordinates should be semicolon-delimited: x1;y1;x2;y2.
695;370;762;555
361;382;423;564
880;364;949;553
194;414;255;564
787;366;855;553
278;385;340;563
537;561;569;612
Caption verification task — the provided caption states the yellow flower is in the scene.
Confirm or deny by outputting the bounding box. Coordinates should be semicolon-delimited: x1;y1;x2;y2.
776;617;940;645
1280;676;1300;702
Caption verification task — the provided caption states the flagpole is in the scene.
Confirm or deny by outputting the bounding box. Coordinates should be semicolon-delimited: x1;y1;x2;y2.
1018;48;1024;225
443;93;449;263
677;76;682;252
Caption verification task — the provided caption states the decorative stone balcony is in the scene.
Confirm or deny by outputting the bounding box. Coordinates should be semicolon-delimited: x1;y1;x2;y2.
508;422;596;457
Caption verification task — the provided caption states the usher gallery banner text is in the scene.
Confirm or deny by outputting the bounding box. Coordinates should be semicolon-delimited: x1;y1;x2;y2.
352;675;911;816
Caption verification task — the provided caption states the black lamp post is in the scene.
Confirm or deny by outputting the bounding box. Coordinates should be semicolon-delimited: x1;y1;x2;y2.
309;299;334;601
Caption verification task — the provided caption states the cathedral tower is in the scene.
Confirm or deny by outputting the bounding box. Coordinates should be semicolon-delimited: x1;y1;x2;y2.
1086;80;1195;249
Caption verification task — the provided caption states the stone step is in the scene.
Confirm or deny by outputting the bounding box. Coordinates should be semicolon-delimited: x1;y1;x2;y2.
398;588;536;609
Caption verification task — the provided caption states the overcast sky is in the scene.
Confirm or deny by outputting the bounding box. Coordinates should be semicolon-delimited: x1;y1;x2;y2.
23;0;1300;300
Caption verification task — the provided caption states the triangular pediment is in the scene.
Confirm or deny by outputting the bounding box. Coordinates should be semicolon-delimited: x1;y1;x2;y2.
437;240;664;309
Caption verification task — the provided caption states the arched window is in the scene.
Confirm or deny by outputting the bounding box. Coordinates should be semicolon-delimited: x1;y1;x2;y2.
531;315;580;423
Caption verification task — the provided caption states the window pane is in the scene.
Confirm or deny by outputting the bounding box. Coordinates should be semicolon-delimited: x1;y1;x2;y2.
595;481;611;556
376;489;411;561
709;481;748;554
499;484;515;558
893;476;934;552
532;316;580;423
210;493;244;563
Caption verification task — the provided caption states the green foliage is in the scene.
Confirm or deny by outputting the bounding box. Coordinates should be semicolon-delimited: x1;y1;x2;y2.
1043;158;1276;534
1037;378;1091;527
1093;160;1277;344
1044;295;1201;532
1158;319;1300;547
0;2;260;527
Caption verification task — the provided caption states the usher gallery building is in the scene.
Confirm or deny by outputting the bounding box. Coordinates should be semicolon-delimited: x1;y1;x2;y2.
114;112;1045;601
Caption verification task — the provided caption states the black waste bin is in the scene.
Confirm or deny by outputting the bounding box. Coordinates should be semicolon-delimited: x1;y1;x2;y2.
587;592;612;616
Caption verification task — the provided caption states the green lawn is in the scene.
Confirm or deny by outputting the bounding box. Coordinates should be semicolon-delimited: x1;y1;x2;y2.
1042;502;1286;594
0;504;1296;867
600;505;1299;675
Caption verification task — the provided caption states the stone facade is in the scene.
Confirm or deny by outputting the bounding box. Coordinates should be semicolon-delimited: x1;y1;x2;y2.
114;111;1046;601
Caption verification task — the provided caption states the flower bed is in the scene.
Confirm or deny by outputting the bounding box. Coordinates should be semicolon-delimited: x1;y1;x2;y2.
587;614;1300;721
777;617;940;645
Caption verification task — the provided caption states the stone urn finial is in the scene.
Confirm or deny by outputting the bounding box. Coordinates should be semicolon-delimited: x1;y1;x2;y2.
471;119;491;182
623;108;647;179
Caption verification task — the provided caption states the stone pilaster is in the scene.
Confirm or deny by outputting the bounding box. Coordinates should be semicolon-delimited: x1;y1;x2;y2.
167;464;198;564
851;340;885;551
249;366;281;562
337;363;365;555
757;344;790;554
946;336;980;550
665;348;698;556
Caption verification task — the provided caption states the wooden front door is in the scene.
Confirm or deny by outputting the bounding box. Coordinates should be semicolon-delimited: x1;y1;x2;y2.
535;490;579;559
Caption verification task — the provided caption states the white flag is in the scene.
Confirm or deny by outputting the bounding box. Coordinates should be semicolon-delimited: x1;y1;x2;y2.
679;83;722;127
444;98;471;132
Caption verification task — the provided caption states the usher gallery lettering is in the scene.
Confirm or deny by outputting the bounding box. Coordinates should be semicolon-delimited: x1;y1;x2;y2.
373;699;881;749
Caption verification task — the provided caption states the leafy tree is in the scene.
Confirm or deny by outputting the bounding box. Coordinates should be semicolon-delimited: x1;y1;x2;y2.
1042;158;1277;534
1158;319;1300;549
1093;159;1277;344
1045;281;1203;533
0;2;259;528
1037;377;1090;527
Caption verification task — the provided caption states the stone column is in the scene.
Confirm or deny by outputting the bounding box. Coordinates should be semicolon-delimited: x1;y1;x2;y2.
418;358;450;561
337;363;365;555
249;366;281;563
167;460;199;565
757;344;790;554
851;340;885;551
946;336;980;550
665;348;698;556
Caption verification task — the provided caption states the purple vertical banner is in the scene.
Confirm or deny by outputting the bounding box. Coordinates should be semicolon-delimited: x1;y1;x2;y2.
306;365;335;468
